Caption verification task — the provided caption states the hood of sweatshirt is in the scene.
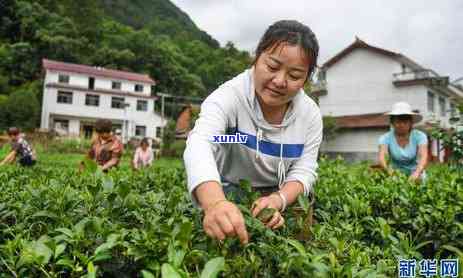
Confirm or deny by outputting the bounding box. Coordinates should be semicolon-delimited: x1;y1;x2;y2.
236;67;305;131
232;67;307;188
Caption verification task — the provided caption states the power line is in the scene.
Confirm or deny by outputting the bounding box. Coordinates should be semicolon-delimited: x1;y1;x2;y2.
157;93;205;102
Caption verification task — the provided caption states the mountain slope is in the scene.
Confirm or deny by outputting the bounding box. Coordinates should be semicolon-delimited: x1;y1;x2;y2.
100;0;220;48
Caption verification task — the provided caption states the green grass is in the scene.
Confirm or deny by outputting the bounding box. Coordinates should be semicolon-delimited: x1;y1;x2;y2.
0;143;182;170
35;149;183;170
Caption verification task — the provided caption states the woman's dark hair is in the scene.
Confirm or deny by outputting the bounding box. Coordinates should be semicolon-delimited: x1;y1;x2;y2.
253;20;319;79
7;127;20;136
390;115;414;133
140;138;149;147
390;115;413;123
95;119;112;133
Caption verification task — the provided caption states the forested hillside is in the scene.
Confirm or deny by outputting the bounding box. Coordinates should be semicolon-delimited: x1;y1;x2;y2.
0;0;251;130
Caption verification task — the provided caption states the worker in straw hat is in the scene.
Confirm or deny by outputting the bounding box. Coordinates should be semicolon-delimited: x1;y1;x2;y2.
378;102;428;183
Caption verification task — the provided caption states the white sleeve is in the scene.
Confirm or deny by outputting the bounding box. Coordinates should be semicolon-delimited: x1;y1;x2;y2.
148;149;154;164
284;109;323;196
183;91;234;204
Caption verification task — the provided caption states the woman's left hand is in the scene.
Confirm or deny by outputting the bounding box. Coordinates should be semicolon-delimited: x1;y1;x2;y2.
409;171;421;183
251;194;285;229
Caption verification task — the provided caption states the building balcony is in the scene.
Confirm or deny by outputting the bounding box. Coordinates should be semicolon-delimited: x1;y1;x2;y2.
392;69;449;87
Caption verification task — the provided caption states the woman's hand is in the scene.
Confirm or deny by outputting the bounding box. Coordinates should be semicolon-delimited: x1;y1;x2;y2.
78;161;85;173
251;194;285;229
203;200;249;245
409;171;421;183
387;168;396;176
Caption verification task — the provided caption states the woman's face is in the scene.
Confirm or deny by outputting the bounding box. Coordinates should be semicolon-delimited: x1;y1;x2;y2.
8;134;19;142
392;117;412;135
254;43;311;108
141;143;149;151
98;132;112;141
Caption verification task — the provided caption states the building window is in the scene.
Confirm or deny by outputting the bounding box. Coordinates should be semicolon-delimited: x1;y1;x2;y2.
135;84;144;92
58;74;69;84
135;125;146;137
88;77;95;90
85;94;100;106
112;124;122;136
450;102;456;117
156;126;162;138
112;81;121;90
427;91;435;113
57;91;73;104
318;70;326;81
111;97;125;109
82;124;94;139
54;119;69;132
137;100;148;111
439;96;446;117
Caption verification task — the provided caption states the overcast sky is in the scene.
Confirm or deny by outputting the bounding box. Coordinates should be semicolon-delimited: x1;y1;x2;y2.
171;0;463;81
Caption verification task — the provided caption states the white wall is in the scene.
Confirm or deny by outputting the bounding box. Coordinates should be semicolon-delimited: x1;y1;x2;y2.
317;48;461;131
423;89;459;129
318;49;426;117
314;47;463;160
46;70;152;96
69;119;80;136
95;78;111;91
47;71;90;88
41;70;163;139
321;128;387;153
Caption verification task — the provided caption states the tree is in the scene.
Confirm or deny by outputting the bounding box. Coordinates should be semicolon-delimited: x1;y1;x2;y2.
0;95;8;130
431;104;463;169
62;0;103;45
0;75;8;95
4;42;38;85
322;116;338;141
0;82;40;131
0;0;253;114
162;119;177;150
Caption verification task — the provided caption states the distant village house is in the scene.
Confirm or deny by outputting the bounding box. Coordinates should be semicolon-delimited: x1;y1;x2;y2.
313;38;463;163
40;59;166;143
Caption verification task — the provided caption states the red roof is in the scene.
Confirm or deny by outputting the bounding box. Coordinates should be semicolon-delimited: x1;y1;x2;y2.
334;113;389;129
42;59;156;85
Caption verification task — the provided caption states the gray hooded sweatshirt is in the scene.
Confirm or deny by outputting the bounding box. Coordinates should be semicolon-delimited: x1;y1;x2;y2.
184;68;323;204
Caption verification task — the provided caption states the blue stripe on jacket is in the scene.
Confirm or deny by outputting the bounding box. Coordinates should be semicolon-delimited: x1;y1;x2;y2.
226;128;304;158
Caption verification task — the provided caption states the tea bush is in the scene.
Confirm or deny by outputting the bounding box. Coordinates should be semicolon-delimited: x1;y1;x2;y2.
0;155;461;277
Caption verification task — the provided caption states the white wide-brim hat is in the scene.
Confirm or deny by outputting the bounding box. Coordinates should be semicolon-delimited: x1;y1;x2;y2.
385;102;422;123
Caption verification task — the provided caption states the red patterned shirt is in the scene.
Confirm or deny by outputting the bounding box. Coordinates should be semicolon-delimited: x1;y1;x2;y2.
88;135;123;167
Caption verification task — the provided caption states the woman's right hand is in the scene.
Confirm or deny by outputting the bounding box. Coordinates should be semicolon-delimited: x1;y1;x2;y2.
78;162;84;173
203;200;249;245
387;168;395;176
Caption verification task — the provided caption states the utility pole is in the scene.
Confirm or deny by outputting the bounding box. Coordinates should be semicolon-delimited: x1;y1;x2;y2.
123;102;130;144
158;93;170;153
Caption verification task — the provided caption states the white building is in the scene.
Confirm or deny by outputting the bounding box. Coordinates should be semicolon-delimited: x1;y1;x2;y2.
312;38;463;162
41;59;166;142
